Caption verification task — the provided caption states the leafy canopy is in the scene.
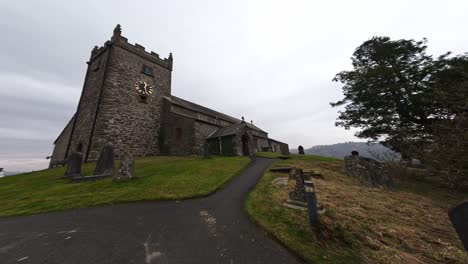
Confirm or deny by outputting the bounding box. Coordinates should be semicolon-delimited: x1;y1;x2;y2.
331;36;467;152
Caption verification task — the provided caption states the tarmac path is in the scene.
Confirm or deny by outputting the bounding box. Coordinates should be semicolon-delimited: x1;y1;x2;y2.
0;157;305;264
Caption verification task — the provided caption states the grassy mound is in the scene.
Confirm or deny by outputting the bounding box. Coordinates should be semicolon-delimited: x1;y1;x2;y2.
0;156;249;217
246;155;468;263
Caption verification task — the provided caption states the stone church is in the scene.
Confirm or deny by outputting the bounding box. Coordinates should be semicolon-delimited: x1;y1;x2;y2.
50;25;288;165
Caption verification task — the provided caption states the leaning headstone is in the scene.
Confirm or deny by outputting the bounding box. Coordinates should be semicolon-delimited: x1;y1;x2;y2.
449;200;468;251
113;152;134;181
93;143;115;176
64;151;82;178
298;145;305;155
304;180;318;227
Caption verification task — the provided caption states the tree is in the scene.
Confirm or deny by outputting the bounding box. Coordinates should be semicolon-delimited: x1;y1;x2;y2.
332;37;461;151
332;37;468;188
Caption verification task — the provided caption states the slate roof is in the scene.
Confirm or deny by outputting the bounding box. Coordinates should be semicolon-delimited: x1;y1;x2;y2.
207;122;269;139
164;95;266;133
163;95;239;124
208;122;246;138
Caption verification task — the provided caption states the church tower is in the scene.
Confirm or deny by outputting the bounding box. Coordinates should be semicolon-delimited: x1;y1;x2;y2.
62;25;173;162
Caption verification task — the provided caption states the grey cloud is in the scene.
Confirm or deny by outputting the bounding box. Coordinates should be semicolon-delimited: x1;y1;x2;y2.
1;0;467;171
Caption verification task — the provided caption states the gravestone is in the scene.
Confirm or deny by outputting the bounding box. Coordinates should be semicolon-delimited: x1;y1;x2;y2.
298;145;305;155
289;169;306;202
114;152;134;181
284;169;307;210
93;143;115;176
304;180;318;227
64;151;82;178
449;200;468;251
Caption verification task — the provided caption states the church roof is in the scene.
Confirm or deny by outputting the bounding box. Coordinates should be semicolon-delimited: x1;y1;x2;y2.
208;122;247;138
207;121;268;139
163;95;240;124
164;95;266;133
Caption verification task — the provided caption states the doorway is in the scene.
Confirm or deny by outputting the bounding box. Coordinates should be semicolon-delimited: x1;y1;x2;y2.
241;134;250;156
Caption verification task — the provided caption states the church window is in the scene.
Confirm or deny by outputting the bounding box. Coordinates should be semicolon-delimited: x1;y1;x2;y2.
176;127;182;142
142;65;154;76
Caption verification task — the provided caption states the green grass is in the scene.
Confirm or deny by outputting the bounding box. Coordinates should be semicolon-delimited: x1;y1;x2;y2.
256;152;339;161
246;154;362;263
255;151;289;159
0;156;250;217
245;154;468;263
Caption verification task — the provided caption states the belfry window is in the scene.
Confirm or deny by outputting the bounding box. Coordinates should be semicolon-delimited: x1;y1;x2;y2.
142;65;153;76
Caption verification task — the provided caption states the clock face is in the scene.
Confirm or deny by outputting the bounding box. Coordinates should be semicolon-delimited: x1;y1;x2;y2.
134;80;154;96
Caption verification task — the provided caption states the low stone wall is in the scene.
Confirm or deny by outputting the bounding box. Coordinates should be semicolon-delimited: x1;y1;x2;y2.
344;153;394;188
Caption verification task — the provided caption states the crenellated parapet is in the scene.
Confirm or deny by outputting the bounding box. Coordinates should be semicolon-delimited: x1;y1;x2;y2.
90;45;107;60
89;24;173;70
108;24;173;70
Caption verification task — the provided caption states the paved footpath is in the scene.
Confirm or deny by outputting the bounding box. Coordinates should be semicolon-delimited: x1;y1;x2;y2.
0;157;305;264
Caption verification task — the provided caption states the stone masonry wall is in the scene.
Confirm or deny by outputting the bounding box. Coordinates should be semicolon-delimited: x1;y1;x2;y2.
88;41;172;160
50;115;76;165
255;137;269;152
160;105;196;156
68;49;110;160
344;154;394;188
193;121;219;155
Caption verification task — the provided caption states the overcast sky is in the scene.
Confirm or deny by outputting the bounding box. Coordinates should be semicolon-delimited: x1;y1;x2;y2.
1;0;467;171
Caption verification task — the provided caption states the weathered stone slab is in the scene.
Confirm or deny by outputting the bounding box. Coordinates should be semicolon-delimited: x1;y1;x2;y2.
270;167;294;173
70;174;112;183
283;202;308;211
93;143;115;176
64;152;82;178
286;199;307;207
449;200;468;251
272;177;288;187
113;152;134;181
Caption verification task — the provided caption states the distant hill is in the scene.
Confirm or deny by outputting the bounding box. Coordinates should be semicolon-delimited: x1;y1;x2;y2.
291;142;399;161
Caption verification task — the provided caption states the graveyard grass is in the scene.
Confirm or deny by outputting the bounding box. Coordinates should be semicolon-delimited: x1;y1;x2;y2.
0;156;249;217
247;153;468;264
